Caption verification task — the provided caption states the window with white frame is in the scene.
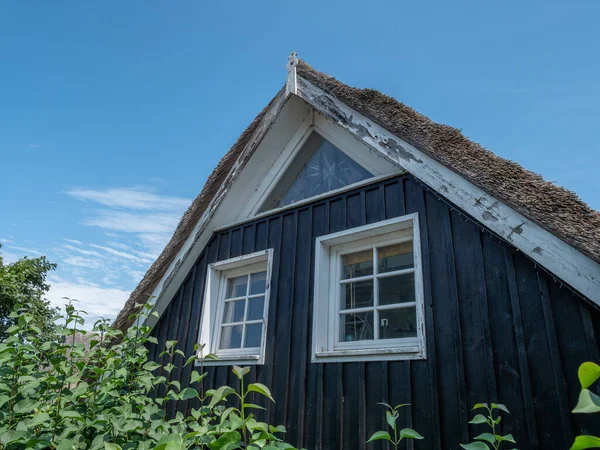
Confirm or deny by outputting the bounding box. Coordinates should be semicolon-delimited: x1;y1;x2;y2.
198;249;273;365
312;215;426;362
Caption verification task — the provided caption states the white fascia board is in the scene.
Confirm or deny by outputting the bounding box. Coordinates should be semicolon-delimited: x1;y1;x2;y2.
296;75;600;306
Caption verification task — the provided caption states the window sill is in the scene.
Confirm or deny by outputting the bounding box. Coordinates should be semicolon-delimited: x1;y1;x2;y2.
313;346;425;363
195;353;263;367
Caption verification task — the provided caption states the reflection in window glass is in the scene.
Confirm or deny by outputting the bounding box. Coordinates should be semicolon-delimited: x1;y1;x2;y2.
260;133;373;211
341;311;374;342
378;242;413;273
226;276;247;298
341;279;374;310
220;325;243;349
379;274;415;305
379;308;417;339
342;249;373;279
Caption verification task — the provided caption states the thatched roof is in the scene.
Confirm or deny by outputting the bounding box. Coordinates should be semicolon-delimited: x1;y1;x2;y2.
113;58;600;331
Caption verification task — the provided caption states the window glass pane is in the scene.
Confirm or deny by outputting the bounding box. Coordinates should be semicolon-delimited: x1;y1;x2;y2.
342;249;373;279
378;242;413;273
379;274;415;305
222;300;245;323
226;275;248;298
340;311;374;342
341;279;373;310
220;325;243;349
247;296;264;321
249;271;267;295
379;307;417;339
259;132;373;211
244;323;263;348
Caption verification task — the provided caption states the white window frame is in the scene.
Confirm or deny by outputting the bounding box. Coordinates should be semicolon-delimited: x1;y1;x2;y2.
197;249;274;366
312;214;426;363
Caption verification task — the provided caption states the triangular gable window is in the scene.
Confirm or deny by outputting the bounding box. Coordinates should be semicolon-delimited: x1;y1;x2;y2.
259;132;373;212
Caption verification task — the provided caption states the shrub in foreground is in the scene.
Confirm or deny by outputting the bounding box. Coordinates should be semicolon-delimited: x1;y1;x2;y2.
0;301;300;450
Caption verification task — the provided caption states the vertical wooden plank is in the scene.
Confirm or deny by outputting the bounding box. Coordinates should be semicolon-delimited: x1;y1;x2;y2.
256;216;282;414
155;297;174;401
269;212;297;427
450;211;497;409
481;234;530;447
424;190;468;447
404;177;441;449
341;362;363;449
365;186;383;224
185;255;208;415
503;249;538;448
329;198;345;233
304;202;328;449
286;207;312;446
537;272;573;444
165;288;184;418
174;268;197;414
229;228;243;258
384;180;404;219
513;252;562;448
254;220;268;252
242;224;256;255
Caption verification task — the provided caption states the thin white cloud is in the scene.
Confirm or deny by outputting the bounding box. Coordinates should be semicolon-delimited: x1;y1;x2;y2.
66;187;190;212
62;244;103;257
90;243;153;263
82;210;180;234
46;277;129;329
64;238;83;245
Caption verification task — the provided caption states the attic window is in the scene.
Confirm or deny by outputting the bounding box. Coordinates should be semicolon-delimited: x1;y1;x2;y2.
259;132;373;212
311;215;426;362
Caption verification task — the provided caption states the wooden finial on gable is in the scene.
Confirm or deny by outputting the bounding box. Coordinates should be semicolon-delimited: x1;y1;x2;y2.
286;51;298;96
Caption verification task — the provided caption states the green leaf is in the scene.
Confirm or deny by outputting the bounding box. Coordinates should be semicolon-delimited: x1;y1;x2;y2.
179;387;198;400
143;361;161;371
0;430;30;446
472;403;489;410
496;434;516;444
243;403;267;410
247;382;274;402
366;431;392;443
60;410;84;420
399;428;424;440
190;370;207;384
104;444;122;450
570;435;600;450
13;398;38;414
460;443;490;450
469;414;489;425
573;389;600;413
491;403;510;414
232;365;250;380
207;431;241;450
28;413;51;427
386;410;398;431
578;362;600;389
475;433;496;445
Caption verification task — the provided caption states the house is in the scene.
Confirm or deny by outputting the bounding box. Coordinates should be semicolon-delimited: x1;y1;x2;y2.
114;54;600;449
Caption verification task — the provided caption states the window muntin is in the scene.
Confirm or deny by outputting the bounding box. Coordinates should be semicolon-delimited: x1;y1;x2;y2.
218;270;267;351
336;241;417;346
259;132;373;212
312;215;425;362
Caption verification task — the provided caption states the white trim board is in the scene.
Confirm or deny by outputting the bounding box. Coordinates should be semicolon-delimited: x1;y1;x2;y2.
295;75;600;306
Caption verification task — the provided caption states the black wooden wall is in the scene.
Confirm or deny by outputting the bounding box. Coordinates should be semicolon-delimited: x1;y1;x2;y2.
148;174;600;449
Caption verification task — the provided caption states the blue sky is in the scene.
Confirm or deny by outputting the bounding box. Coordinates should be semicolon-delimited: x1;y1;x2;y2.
1;1;599;325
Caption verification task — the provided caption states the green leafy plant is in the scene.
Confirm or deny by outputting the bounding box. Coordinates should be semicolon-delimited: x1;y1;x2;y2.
570;361;600;450
0;299;300;449
460;403;516;450
366;403;424;449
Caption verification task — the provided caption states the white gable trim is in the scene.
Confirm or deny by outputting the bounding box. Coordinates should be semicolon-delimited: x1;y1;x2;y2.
295;75;600;306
